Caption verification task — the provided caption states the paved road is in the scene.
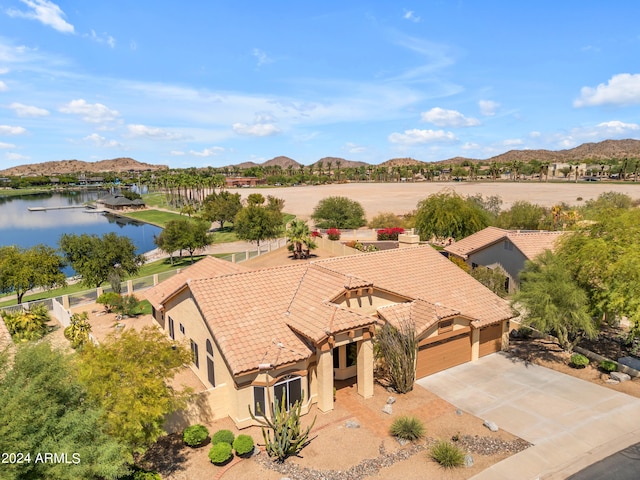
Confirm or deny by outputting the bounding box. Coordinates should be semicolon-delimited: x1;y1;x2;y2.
416;353;640;480
567;442;640;480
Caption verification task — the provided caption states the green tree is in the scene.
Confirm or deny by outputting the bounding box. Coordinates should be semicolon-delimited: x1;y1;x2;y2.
513;250;596;351
414;191;491;241
77;327;193;454
496;201;547;230
558;208;640;335
311;196;366;229
201;190;242;228
368;212;406;229
0;245;66;304
234;196;284;247
470;266;509;298
59;233;145;288
581;191;633;220
286;219;317;259
0;343;129;479
64;311;93;349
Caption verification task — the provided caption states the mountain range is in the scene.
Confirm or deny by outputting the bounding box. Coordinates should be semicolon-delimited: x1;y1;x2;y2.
1;139;639;176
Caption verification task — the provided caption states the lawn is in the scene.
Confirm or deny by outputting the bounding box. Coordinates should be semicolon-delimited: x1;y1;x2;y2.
119;209;194;228
0;188;51;197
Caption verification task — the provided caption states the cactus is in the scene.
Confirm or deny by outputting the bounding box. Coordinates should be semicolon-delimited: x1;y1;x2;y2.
248;394;316;462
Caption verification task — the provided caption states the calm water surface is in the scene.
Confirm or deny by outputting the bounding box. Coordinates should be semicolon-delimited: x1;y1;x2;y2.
0;191;162;275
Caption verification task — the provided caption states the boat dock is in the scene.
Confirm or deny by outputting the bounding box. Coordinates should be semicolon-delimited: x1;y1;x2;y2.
28;204;95;212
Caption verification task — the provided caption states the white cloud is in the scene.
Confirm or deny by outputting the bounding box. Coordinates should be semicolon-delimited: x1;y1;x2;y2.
529;131;541;138
0;80;7;92
86;30;116;48
552;120;640;148
0;142;16;149
7;0;74;34
479;100;499;116
596;120;640;132
388;128;456;145
127;124;182;140
461;142;481;150
59;99;119;123
345;142;366;153
170;150;185;156
575;73;640;107
9;102;50;117
5;152;29;161
252;48;273;67
421;107;480;127
403;10;421;22
0;68;9;74
0;125;27;135
189;147;224;157
83;133;122;148
233;122;281;136
503;138;523;146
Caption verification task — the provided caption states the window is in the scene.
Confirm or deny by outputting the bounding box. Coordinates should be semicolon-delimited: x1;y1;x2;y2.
151;305;157;319
504;240;513;251
168;316;175;340
273;375;302;412
253;386;266;416
333;347;340;369
206;339;215;387
190;339;199;368
179;323;185;334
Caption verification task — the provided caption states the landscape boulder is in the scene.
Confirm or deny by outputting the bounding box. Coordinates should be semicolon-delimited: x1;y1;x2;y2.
483;420;499;432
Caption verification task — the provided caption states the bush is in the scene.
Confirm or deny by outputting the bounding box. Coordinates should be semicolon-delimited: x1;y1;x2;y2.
3;304;50;342
326;228;341;240
133;470;161;480
389;416;425;441
599;360;617;373
570;353;589;368
518;326;533;339
211;429;235;446
183;424;209;447
377;227;405;241
430;440;465;468
208;442;233;465
233;434;255;456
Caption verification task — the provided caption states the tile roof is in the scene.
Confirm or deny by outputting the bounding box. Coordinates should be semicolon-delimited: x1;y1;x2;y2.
143;256;249;310
444;227;563;260
153;245;513;376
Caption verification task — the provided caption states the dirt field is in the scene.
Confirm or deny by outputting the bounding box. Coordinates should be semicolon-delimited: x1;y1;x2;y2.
238;182;640;220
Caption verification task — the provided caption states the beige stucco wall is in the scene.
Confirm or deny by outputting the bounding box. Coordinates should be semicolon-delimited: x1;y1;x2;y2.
336;289;409;315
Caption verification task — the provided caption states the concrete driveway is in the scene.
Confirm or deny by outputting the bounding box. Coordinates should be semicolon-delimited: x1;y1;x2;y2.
416;353;640;480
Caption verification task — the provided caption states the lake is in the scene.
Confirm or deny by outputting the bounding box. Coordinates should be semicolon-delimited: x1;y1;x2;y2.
0;190;162;275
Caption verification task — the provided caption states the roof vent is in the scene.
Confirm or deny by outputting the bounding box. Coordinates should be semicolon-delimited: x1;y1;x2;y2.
258;363;272;370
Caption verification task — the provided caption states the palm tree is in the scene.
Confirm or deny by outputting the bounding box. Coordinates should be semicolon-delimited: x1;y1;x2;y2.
286;219;317;259
335;159;342;181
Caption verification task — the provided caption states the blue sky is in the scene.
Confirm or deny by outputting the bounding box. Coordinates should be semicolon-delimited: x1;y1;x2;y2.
1;1;639;170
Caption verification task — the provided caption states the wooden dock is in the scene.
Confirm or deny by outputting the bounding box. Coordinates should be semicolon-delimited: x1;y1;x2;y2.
28;205;93;212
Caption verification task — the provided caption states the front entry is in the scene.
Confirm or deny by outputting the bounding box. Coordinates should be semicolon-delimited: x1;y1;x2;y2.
333;343;357;380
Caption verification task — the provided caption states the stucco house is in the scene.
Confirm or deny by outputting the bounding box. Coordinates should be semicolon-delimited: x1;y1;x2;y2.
144;245;513;428
98;193;146;210
444;227;564;293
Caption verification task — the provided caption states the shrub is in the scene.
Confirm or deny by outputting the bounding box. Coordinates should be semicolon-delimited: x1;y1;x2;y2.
311;230;322;238
518;326;533;339
208;442;233;465
599;360;617;373
3;304;50;342
211;429;235;446
570;353;589;368
326;228;341;240
183;424;209;447
233;434;255;456
377;227;405;241
389;416;425;441
133;470;161;480
430;440;465;468
64;311;92;349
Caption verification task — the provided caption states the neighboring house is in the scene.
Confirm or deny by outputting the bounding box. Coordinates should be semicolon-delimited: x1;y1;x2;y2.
225;176;267;187
444;227;564;293
97;193;145;210
144;246;513;428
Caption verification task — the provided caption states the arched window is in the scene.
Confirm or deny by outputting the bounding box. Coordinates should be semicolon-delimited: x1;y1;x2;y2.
273;375;302;412
206;339;215;387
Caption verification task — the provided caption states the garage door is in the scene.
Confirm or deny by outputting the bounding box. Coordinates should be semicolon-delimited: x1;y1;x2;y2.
416;330;471;378
479;323;503;357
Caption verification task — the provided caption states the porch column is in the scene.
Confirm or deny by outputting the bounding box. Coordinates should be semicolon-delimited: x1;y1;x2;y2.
316;344;334;412
357;337;374;398
471;328;480;361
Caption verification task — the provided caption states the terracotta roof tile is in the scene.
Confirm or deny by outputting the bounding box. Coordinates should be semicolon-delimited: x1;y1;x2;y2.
443;227;508;258
143;256;249;310
507;231;564;259
378;299;459;337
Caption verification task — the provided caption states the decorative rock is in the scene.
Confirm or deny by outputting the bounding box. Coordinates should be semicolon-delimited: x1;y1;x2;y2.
619;356;640;371
483;420;499;432
386;386;397;393
456;409;463;416
464;454;474;468
386;396;396;405
382;404;393;415
396;437;409;446
605;378;620;385
611;371;631;383
345;420;361;429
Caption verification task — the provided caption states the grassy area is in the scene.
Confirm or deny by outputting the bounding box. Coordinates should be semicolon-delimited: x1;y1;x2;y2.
119;209;194;228
0;188;51;197
141;192;177;210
